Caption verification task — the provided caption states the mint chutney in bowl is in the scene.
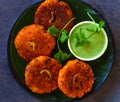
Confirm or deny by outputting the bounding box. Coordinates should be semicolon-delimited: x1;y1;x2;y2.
68;21;108;61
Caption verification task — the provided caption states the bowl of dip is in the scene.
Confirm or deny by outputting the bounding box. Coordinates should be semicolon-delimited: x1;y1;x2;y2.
68;21;108;61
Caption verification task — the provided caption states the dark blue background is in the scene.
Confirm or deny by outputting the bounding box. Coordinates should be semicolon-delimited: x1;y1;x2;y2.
0;0;120;102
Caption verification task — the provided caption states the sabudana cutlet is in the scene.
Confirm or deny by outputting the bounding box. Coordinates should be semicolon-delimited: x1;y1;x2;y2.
35;0;74;30
58;59;94;98
14;24;56;61
25;56;62;94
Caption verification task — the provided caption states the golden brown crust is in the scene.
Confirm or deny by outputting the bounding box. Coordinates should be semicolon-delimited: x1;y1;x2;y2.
58;59;94;98
25;56;62;94
35;0;74;30
14;24;56;61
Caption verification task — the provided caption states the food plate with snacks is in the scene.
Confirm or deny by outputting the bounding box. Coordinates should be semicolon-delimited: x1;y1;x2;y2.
7;0;115;101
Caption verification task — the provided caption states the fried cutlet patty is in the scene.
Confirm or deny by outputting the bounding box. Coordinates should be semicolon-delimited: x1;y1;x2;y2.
14;24;55;61
35;0;74;30
58;59;94;98
25;56;62;94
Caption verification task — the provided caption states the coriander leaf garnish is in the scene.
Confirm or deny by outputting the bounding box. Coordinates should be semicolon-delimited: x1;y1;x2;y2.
85;8;98;15
96;20;105;32
87;12;105;32
77;28;86;42
99;20;105;28
75;12;105;46
60;30;69;43
75;28;91;46
48;17;75;63
55;38;71;63
87;12;96;23
48;25;60;37
54;50;71;63
74;28;86;46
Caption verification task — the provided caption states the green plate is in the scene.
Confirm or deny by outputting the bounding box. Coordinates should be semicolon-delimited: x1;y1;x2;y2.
7;0;115;101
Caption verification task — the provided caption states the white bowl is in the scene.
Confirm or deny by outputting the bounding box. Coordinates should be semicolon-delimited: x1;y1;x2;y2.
68;21;108;61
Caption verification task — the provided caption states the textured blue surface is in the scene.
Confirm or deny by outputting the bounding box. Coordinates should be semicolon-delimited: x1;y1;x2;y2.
0;0;120;102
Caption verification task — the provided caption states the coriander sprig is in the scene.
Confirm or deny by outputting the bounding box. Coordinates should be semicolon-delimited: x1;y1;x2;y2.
87;12;105;32
75;12;105;46
48;17;75;63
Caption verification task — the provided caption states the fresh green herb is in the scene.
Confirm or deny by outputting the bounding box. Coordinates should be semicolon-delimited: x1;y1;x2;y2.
77;28;85;42
48;26;59;37
48;26;69;43
85;8;98;15
54;30;71;63
87;12;96;23
87;12;105;32
75;12;105;46
54;49;71;63
99;20;105;28
54;37;71;63
60;30;69;43
48;17;75;63
97;20;105;32
75;28;86;46
86;26;97;32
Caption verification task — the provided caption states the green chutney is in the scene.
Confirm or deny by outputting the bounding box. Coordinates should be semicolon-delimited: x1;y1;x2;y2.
68;21;108;61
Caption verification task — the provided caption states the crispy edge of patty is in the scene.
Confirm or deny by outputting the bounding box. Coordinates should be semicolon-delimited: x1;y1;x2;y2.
25;56;62;94
58;59;94;98
14;24;56;61
35;0;74;30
